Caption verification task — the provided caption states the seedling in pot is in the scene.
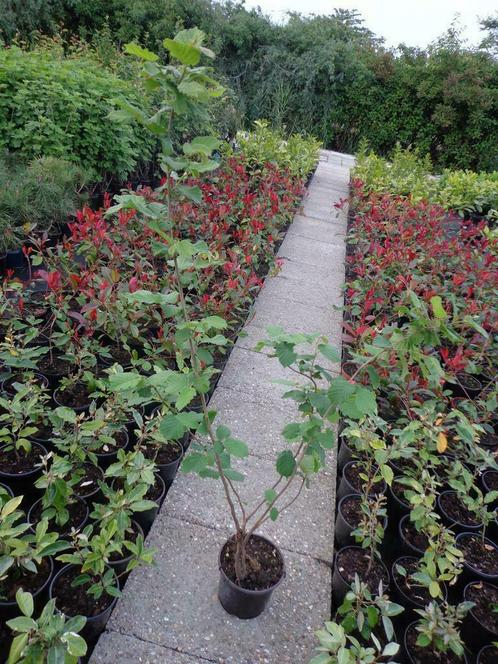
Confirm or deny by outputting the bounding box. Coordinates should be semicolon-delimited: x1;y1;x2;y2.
310;620;401;664
409;601;473;661
352;494;388;576
0;379;50;460
0;496;68;603
6;588;87;664
447;462;498;541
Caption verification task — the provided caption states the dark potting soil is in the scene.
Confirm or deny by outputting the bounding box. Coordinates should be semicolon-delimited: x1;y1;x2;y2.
483;471;498;491
340;495;363;527
480;646;498;664
344;462;385;495
3;373;47;395
52;566;114;618
0;557;51;603
406;625;463;664
466;582;498;635
392;479;410;507
56;382;91;409
145;476;163;502
74;464;103;498
94;429;127;455
0;443;44;474
106;344;133;366
439;492;481;527
38;354;72;376
455;372;482;392
460;534;498;575
221;536;284;591
402;520;429;552
145;441;182;465
336;548;388;592
479;431;498;451
30;499;87;536
393;557;431;606
31;421;53;441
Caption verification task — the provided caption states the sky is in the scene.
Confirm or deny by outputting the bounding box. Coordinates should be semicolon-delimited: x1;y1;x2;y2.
242;1;497;48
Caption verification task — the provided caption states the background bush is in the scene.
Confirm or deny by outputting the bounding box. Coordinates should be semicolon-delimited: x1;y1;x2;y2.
1;2;497;172
0;46;153;180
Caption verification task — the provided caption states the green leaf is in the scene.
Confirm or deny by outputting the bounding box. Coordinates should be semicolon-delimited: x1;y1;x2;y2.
124;42;159;62
5;617;37;633
270;507;279;521
380;464;394;486
274;341;297;368
216;425;230;440
223;468;245;482
282;422;301;441
163;38;201;66
224;438;249;458
181;453;208;473
159;414;186;440
16;589;33;618
264;489;277;504
430;295;447;319
8;633;29;664
63;632;87;657
382;642;399;657
318;343;341;363
276;450;296;477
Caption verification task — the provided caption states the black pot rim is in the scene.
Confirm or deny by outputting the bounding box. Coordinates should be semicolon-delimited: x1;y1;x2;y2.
463;581;498;637
456;532;498;580
28;494;89;534
392;555;448;605
0;556;54;609
94;428;129;459
482;469;498;493
0;441;48;479
403;621;468;664
341;459;387;494
1;372;49;395
0;481;14;497
53;386;91;412
334;545;390;589
398;514;426;555
74;463;105;499
337;492;388;530
218;534;285;596
389;476;410;510
477;644;498;662
49;563;119;621
437;490;483;530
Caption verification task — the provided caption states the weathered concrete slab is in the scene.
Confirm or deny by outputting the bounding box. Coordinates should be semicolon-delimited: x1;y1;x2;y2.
99;518;331;664
164;453;335;561
91;148;350;664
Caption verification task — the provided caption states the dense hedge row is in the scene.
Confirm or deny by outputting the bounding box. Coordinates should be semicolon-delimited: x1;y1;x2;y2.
0;47;152;180
1;2;497;171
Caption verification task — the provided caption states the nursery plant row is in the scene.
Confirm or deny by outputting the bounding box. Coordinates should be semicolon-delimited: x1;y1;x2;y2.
310;172;498;663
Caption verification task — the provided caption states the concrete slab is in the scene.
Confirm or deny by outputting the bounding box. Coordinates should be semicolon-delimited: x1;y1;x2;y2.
102;518;331;664
277;234;344;269
286;215;346;244
91;632;206;664
165;453;335;561
259;272;343;312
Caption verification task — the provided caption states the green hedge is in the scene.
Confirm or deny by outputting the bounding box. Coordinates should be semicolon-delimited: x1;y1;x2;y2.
0;47;153;180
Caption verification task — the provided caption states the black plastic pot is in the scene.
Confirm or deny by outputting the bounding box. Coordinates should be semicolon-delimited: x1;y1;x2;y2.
335;493;388;549
477;645;498;663
399;514;427;557
456;532;498;584
49;564;119;644
154;443;184;485
28;496;89;538
94;429;129;469
445;372;482;399
218;535;285;619
108;521;144;576
53;386;91;413
387;477;410;522
336;437;354;473
482;470;498;508
337;460;386;502
0;252;6;277
1;372;49;397
6;248;28;279
332;546;390;608
391;556;447;625
74;464;105;502
0;441;47;496
437;490;483;535
129;474;166;533
461;581;498;653
403;621;469;664
0;557;54;622
0;481;13;498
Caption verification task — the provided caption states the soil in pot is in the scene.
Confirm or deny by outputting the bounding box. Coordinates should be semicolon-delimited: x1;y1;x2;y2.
334;547;389;593
478;430;498;452
50;565;115;618
400;516;429;555
458;533;498;577
37;353;72;381
404;623;466;664
482;470;498;492
0;442;46;475
438;491;482;532
54;382;92;410
0;557;52;604
94;429;128;457
29;497;89;537
2;372;48;396
447;372;482;398
392;557;433;608
74;464;104;500
339;461;386;498
220;535;284;591
29;420;54;445
144;440;183;466
478;645;498;663
465;581;498;637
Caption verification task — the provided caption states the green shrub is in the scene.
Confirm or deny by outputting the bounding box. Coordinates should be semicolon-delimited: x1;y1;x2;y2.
0;47;153;179
0;155;88;251
353;146;498;219
234;120;321;179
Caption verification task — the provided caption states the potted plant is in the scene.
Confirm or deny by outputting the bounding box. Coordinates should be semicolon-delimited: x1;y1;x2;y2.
6;588;87;664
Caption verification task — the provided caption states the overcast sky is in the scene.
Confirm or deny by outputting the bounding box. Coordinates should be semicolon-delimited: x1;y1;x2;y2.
242;1;496;48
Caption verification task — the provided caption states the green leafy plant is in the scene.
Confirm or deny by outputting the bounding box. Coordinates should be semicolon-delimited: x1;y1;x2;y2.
6;588;87;664
310;620;400;664
413;601;473;659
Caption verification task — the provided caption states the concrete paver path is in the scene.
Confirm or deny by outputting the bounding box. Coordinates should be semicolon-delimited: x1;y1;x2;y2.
91;150;353;664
